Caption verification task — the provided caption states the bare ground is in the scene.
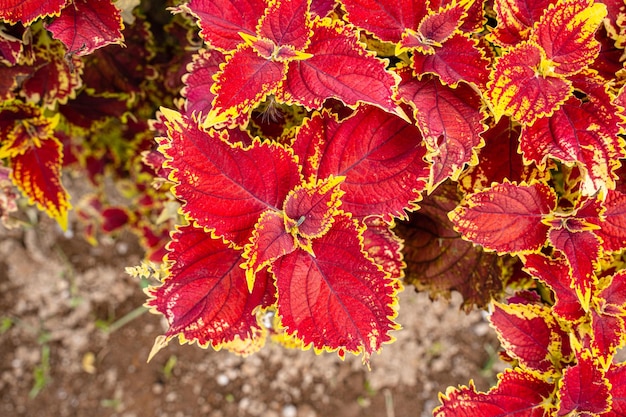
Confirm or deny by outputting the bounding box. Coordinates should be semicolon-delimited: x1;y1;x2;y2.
1;211;503;417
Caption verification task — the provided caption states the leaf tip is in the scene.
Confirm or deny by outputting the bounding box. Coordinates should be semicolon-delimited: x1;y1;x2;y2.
245;268;256;293
160;107;182;124
147;335;170;363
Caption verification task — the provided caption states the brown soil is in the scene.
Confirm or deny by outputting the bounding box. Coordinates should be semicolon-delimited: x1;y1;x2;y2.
1;211;503;417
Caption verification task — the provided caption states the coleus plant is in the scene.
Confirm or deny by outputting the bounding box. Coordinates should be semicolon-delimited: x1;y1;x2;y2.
145;0;626;413
4;0;626;416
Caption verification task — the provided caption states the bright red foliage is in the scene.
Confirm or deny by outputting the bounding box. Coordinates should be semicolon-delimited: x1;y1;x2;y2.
45;0;124;56
4;0;626;414
0;0;67;25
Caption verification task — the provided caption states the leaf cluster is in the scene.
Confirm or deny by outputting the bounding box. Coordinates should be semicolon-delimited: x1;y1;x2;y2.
4;0;626;415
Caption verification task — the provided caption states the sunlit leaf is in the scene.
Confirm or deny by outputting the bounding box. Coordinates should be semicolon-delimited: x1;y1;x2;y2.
272;215;398;361
548;226;599;308
147;224;274;351
242;210;296;275
341;0;425;43
283;175;344;239
490;301;566;374
606;363;626;417
182;0;266;51
590;191;626;253
159;112;301;246
0;0;67;25
530;0;606;76
279;19;399;114
411;32;490;89
397;71;486;188
487;42;572;125
489;0;556;46
520;89;623;192
362;216;405;281
590;308;624;365
523;253;585;322
291;106;429;221
9;133;70;230
398;2;466;54
257;0;311;50
0;105;70;229
46;0;124;56
598;270;626;317
450;182;556;253
557;354;611;416
310;0;336;18
181;49;226;120
210;45;287;125
435;369;554;417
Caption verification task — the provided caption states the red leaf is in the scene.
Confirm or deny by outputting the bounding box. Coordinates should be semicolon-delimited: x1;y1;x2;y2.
523;253;585;322
592;190;626;252
362;216;405;281
489;0;556;46
490;302;565;374
589;270;626;363
310;0;336;18
548;227;599;307
182;49;226;120
606;363;626;417
0;108;70;229
598;270;626;316
211;46;287;124
450;182;556;253
257;0;310;50
520;93;623;192
397;71;486;188
435;369;554;417
147;224;274;351
0;0;66;25
590;308;624;364
243;210;296;274
341;0;425;43
530;0;606;76
291;106;429;221
283;176;344;239
557;354;610;416
411;33;490;89
459;117;541;192
399;2;466;54
279;19;399;114
0;26;23;65
46;0;123;56
183;0;266;51
20;49;82;108
418;2;465;44
487;42;572;125
272;215;397;361
159;112;302;246
10;137;70;230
